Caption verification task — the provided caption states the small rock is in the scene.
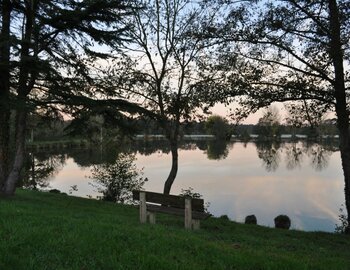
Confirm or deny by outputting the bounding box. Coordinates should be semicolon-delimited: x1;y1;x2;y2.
49;189;61;194
219;215;230;220
274;215;291;229
245;215;257;225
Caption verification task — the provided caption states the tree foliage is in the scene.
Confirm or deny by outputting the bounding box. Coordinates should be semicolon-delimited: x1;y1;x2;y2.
205;115;231;140
204;0;350;232
255;106;281;138
106;0;219;194
0;0;140;195
90;153;147;204
197;0;348;119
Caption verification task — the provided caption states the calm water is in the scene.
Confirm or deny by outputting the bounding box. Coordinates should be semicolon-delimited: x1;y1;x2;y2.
26;140;345;232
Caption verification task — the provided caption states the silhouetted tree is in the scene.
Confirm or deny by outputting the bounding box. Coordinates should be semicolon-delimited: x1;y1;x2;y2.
0;0;140;195
255;106;281;139
205;0;350;232
109;0;218;194
205;115;231;140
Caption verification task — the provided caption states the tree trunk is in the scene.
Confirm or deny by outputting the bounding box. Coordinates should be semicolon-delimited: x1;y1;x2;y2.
3;111;27;195
328;0;350;233
339;135;350;234
0;113;10;192
0;0;11;192
163;139;178;195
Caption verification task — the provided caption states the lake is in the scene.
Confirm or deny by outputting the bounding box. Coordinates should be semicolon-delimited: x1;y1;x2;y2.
25;139;346;232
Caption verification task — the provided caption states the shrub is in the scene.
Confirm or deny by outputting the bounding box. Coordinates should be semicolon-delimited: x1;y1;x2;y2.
90;153;147;204
179;187;211;214
335;205;349;234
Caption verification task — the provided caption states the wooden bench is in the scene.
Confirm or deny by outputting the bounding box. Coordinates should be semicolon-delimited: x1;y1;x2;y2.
132;190;210;230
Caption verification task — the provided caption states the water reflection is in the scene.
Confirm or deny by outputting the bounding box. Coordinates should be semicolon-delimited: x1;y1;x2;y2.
20;152;66;189
306;143;333;171
23;140;344;232
206;140;230;160
256;141;281;172
284;143;304;170
255;141;338;172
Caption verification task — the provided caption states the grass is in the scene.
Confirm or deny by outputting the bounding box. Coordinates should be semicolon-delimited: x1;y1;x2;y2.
1;189;349;270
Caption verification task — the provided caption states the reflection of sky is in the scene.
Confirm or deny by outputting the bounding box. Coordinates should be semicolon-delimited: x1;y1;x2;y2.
48;160;99;199
47;142;345;232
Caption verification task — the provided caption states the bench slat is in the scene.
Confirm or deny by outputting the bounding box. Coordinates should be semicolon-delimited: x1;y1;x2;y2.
133;190;204;212
146;204;210;220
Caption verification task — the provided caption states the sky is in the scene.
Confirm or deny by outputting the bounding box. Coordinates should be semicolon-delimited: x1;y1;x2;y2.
212;102;335;125
211;102;282;125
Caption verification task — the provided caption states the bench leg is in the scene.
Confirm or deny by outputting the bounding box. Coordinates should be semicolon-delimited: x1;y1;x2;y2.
185;197;192;229
147;212;156;224
192;220;200;230
140;192;147;224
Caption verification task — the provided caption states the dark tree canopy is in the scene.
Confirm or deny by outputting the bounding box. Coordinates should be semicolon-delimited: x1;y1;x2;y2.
202;0;350;232
0;0;141;195
201;0;349;118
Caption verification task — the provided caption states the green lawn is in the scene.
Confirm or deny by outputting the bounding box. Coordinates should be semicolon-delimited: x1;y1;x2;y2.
1;189;349;270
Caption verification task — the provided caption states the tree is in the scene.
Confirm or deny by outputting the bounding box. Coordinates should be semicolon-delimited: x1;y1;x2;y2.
20;152;65;190
109;0;217;194
0;0;141;196
285;102;326;137
255;106;281;139
90;153;147;204
206;0;350;232
205;115;231;140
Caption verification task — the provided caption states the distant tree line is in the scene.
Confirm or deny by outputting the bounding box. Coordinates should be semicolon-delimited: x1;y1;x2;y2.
26;112;339;144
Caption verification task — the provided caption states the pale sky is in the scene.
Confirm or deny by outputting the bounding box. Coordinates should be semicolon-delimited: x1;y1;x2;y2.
211;102;284;125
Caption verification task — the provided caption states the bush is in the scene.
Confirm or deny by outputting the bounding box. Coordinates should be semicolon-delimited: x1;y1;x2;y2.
179;187;211;214
90;153;147;204
335;205;349;234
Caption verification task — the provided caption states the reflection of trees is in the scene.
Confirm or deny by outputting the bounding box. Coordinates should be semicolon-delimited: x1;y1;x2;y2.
21;152;66;189
127;140;204;156
255;141;281;172
22;140;340;192
63;142;129;167
306;143;333;171
129;140;171;156
256;141;338;172
284;143;304;170
130;139;231;160
206;140;229;160
195;141;208;151
67;146;121;167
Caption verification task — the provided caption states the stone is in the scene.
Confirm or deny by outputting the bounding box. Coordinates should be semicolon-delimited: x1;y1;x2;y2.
274;215;291;229
219;215;230;220
49;189;61;194
245;215;257;225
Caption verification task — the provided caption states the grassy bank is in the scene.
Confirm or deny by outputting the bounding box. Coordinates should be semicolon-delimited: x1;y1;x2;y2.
1;190;349;270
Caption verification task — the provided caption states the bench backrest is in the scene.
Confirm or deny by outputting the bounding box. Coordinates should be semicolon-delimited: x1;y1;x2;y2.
132;190;205;212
